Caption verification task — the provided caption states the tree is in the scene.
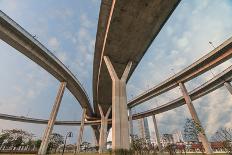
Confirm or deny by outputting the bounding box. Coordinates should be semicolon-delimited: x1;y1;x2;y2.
34;139;42;150
0;132;9;146
0;129;33;149
47;133;64;153
211;128;232;154
183;118;199;142
81;141;91;152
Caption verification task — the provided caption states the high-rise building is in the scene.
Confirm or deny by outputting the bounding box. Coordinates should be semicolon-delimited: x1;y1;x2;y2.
143;117;150;140
137;117;150;141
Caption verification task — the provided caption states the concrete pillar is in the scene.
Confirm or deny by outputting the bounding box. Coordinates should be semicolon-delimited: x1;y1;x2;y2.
179;82;213;154
38;82;66;155
104;56;132;150
152;115;162;152
98;105;111;153
129;108;133;137
75;108;86;154
224;82;232;95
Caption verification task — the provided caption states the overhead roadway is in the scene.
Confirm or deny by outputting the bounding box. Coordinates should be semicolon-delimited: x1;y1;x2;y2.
0;113;103;126
133;65;232;119
0;11;93;117
1;64;231;124
3;64;231;125
93;0;181;116
128;36;232;108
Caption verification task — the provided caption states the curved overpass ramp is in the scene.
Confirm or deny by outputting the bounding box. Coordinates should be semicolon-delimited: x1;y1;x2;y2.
0;11;93;117
1;64;231;124
93;0;180;116
133;65;232;119
128;36;232;108
0;113;102;126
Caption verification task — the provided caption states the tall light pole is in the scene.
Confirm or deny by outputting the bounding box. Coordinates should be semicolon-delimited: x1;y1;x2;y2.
62;131;73;155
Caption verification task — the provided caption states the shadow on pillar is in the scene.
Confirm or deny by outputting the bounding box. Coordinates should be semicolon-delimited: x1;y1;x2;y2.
98;105;111;153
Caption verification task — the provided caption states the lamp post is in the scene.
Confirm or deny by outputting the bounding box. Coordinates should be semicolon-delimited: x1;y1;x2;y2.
62;131;73;155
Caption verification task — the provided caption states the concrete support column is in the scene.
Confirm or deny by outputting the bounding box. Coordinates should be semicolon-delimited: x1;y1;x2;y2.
104;56;132;150
129;108;133;137
98;105;111;153
179;82;213;154
75;108;86;154
92;128;99;147
224;82;232;95
38;82;66;155
152;115;162;152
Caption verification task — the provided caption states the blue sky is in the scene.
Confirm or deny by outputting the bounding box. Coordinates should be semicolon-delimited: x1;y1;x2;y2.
0;0;232;144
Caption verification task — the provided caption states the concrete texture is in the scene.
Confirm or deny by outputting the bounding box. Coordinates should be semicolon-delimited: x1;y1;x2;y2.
1;65;231;126
93;0;181;116
224;81;232;94
0;65;231;126
152;115;162;152
133;65;232;119
104;56;132;150
0;113;105;126
75;109;86;154
98;105;111;153
0;11;93;117
129;37;232;108
179;82;213;155
38;82;66;155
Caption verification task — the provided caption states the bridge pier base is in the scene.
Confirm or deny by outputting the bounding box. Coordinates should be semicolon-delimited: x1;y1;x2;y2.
152;115;162;152
224;82;232;95
38;82;66;155
179;82;213;155
98;105;111;153
104;56;132;150
75;108;86;154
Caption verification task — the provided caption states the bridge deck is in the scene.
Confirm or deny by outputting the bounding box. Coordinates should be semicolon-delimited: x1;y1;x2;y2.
93;0;180;116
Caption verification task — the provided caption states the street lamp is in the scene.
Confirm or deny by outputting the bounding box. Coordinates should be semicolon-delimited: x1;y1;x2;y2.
62;131;73;155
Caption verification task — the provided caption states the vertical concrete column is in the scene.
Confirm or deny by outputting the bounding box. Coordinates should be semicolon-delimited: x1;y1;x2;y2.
179;82;213;154
224;82;232;95
75;108;86;154
129;108;134;137
152;115;162;152
104;56;132;150
38;82;66;155
98;105;111;153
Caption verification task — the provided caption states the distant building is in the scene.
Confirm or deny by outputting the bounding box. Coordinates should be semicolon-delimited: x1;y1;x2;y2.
172;131;184;143
143;117;150;140
137;117;150;141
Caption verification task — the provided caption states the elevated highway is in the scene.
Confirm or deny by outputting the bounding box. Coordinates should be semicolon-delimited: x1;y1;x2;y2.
0;113;102;126
93;0;181;115
128;36;232;108
0;11;93;117
132;65;232;119
1;64;231;124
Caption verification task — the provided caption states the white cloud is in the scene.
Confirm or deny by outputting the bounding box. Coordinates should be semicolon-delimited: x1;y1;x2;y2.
129;0;232;137
48;37;60;50
80;14;94;28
